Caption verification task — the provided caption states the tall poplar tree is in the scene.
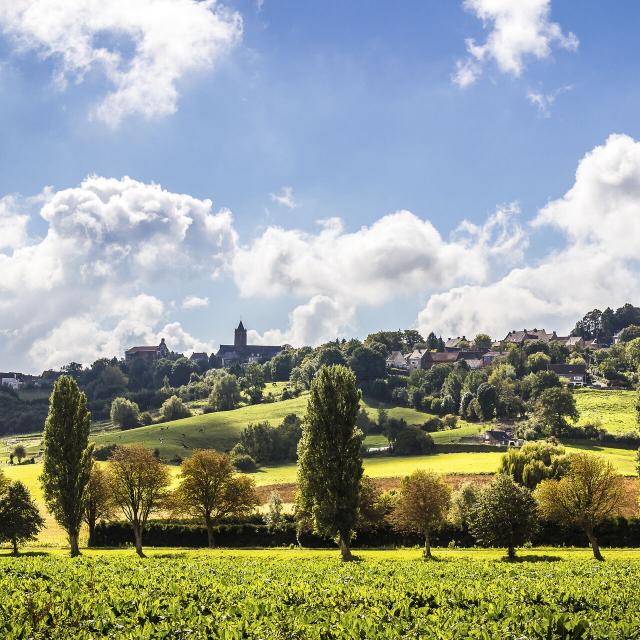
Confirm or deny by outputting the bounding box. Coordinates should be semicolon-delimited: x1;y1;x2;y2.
41;375;93;557
297;364;363;560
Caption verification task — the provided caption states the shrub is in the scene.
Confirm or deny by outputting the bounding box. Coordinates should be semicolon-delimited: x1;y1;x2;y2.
110;397;141;429
232;454;257;473
393;427;434;456
421;417;444;432
140;412;154;426
93;444;117;461
443;414;458;430
160;396;191;422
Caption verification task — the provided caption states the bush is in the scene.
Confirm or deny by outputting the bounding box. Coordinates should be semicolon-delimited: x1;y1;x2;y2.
443;414;458;430
393;427;434;456
93;444;117;461
160;396;191;422
431;398;444;415
421;417;444;432
231;453;257;473
140;412;154;426
110;397;141;429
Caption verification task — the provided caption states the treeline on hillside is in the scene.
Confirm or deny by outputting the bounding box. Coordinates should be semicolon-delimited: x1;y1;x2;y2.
6;301;640;437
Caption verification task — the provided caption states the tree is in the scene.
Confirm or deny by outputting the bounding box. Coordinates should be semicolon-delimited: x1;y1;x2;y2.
0;469;9;495
535;453;625;561
12;444;26;463
40;375;94;557
297;365;363;560
169;357;198;387
107;445;170;557
393;426;434;456
473;334;492;350
0;481;44;555
208;372;241;411
534;387;579;436
348;346;386;383
626;338;640;369
160;395;191;422
240;421;275;464
83;466;114;547
240;363;266;404
476;383;498;420
468;475;538;559
176;450;259;547
499;441;570;489
449;482;480;530
110;397;140;429
391;470;451;559
527;352;552;373
265;490;287;532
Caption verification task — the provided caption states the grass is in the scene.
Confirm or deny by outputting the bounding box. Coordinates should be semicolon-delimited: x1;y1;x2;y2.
574;388;637;435
92;394;310;459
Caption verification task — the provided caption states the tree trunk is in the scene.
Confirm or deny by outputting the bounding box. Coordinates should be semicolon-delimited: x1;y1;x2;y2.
423;531;432;560
586;528;604;561
133;523;145;558
507;545;516;560
206;517;215;548
338;533;353;561
69;532;81;558
87;521;96;548
12;538;18;556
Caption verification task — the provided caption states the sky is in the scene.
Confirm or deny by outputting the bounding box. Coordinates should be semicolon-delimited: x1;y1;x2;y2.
1;0;640;373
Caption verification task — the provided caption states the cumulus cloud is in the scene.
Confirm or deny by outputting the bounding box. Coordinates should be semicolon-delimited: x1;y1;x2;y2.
0;0;242;126
232;206;524;305
182;295;209;310
0;196;29;252
0;176;236;370
248;295;355;347
270;186;297;209
418;134;640;339
453;0;578;87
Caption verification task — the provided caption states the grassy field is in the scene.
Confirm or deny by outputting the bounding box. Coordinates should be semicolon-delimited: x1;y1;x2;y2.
575;388;637;434
2;550;640;638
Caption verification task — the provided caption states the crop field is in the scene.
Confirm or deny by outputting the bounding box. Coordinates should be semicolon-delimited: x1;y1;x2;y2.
575;389;637;435
1;551;640;638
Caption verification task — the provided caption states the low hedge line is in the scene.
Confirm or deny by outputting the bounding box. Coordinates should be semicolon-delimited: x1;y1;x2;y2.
93;517;640;549
434;443;508;454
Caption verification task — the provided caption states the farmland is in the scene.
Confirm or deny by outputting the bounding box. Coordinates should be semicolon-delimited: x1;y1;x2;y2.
575;389;637;435
2;551;640;638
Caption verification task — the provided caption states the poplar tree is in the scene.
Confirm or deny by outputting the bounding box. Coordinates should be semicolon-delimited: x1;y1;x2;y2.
41;375;93;557
297;364;363;561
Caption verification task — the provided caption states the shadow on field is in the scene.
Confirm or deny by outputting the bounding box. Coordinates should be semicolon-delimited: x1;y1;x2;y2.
501;554;562;563
0;551;50;558
153;552;188;559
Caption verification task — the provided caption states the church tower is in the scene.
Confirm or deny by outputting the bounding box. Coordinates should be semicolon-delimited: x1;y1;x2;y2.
234;321;247;348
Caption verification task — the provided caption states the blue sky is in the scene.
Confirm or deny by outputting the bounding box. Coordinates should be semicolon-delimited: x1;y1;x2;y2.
1;0;640;372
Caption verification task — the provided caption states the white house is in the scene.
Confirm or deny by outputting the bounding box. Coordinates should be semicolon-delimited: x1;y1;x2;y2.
386;351;409;370
1;373;22;391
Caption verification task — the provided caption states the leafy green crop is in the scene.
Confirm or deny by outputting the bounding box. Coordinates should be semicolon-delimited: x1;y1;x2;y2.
1;556;639;638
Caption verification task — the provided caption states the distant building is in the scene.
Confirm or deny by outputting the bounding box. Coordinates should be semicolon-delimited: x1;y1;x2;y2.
407;349;430;371
125;338;170;363
548;363;586;386
386;350;409;370
189;352;209;363
483;429;510;446
216;321;282;366
503;328;556;345
482;351;501;367
457;351;485;369
0;373;22;391
444;336;469;351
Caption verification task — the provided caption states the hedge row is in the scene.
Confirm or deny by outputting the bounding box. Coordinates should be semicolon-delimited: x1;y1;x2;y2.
93;517;640;549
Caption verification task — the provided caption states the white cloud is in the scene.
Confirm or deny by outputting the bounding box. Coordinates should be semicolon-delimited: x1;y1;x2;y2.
159;321;215;355
0;0;242;126
248;295;355;347
453;0;578;87
182;295;209;310
418;134;640;339
0;176;236;370
527;84;572;116
0;196;29;252
270;186;297;209
232;206;524;305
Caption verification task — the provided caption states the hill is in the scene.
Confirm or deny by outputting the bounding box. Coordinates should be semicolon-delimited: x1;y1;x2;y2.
574;389;637;435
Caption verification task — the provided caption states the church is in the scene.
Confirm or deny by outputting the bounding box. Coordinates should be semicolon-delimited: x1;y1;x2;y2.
216;321;283;366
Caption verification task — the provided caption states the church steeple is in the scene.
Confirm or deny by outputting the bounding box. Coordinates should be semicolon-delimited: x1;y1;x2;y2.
234;321;247;348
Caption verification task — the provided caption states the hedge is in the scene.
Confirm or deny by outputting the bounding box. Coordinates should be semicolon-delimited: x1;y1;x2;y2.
92;517;640;549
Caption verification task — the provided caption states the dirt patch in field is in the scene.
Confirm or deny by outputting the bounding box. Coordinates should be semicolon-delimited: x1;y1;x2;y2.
256;474;495;504
257;475;640;517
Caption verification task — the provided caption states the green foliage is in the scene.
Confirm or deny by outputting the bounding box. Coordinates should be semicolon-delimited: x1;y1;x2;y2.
240;415;302;465
160;395;192;422
297;365;363;558
348;346;386;383
110;397;140;429
40;375;94;556
0;481;43;554
208;372;242;411
499;442;570;489
534;387;579;436
476;383;498;420
393;426;435;456
240;363;266;404
468;475;538;558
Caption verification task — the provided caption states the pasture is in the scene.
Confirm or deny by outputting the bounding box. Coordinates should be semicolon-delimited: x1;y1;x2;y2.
575;388;637;435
